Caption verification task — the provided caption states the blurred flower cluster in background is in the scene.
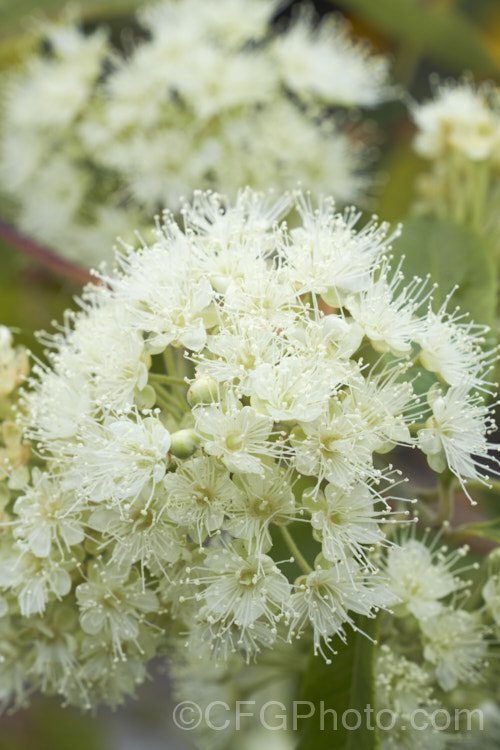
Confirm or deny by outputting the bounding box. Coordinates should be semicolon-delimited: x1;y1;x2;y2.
2;1;500;750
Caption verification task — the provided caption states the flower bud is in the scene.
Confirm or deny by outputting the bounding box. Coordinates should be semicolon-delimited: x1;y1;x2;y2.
135;384;156;409
187;376;218;407
169;429;200;459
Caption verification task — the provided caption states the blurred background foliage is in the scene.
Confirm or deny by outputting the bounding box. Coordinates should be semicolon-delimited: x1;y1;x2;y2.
1;0;500;748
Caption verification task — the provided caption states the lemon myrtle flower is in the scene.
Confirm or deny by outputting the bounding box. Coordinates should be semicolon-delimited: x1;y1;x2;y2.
0;188;496;712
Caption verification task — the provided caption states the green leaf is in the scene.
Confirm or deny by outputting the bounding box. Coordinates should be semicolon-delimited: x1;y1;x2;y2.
393;215;497;331
376;146;426;224
296;615;379;750
0;696;108;750
454;518;500;545
332;0;497;74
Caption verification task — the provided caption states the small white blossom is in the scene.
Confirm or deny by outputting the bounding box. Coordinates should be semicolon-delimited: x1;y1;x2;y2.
13;470;85;558
421;608;487;691
164;455;240;542
382;535;468;619
224;468;296;554
63;412;171;505
412;79;500;162
308;483;386;568
88;486;183;569
345;259;427;357
416;303;494;390
249;355;334;423
194;399;276;475
289;558;390;662
188;543;291;658
376;647;448;750
0;548;73;617
76;561;159;658
291;397;379;488
286;199;392;303
418;384;499;496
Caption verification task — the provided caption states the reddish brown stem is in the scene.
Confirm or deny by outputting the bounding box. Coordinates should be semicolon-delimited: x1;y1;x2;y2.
0;219;97;287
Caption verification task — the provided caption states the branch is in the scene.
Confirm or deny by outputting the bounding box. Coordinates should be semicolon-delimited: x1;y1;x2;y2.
0;219;97;287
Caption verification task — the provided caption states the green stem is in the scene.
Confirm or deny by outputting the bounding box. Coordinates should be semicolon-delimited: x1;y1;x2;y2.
171;390;189;413
163;347;188;412
152;385;183;418
149;373;187;386
280;526;313;575
464;576;487;612
163;346;176;375
447;153;468;225
437;472;455;524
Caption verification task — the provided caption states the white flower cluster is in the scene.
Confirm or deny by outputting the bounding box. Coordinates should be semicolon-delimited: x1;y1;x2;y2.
169;644;297;750
383;531;486;691
410;78;500;227
375;530;496;750
170;529;492;750
0;188;497;711
412;79;500;163
376;647;448;750
0;0;392;266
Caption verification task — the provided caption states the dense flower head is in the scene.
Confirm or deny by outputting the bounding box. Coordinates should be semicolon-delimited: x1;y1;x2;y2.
376;531;491;749
0;187;497;712
376;647;448;750
411;78;500;163
0;0;392;266
410;77;500;228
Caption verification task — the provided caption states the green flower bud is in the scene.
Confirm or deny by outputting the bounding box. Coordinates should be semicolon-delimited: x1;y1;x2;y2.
169;429;200;459
135;384;157;409
187;376;218;407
